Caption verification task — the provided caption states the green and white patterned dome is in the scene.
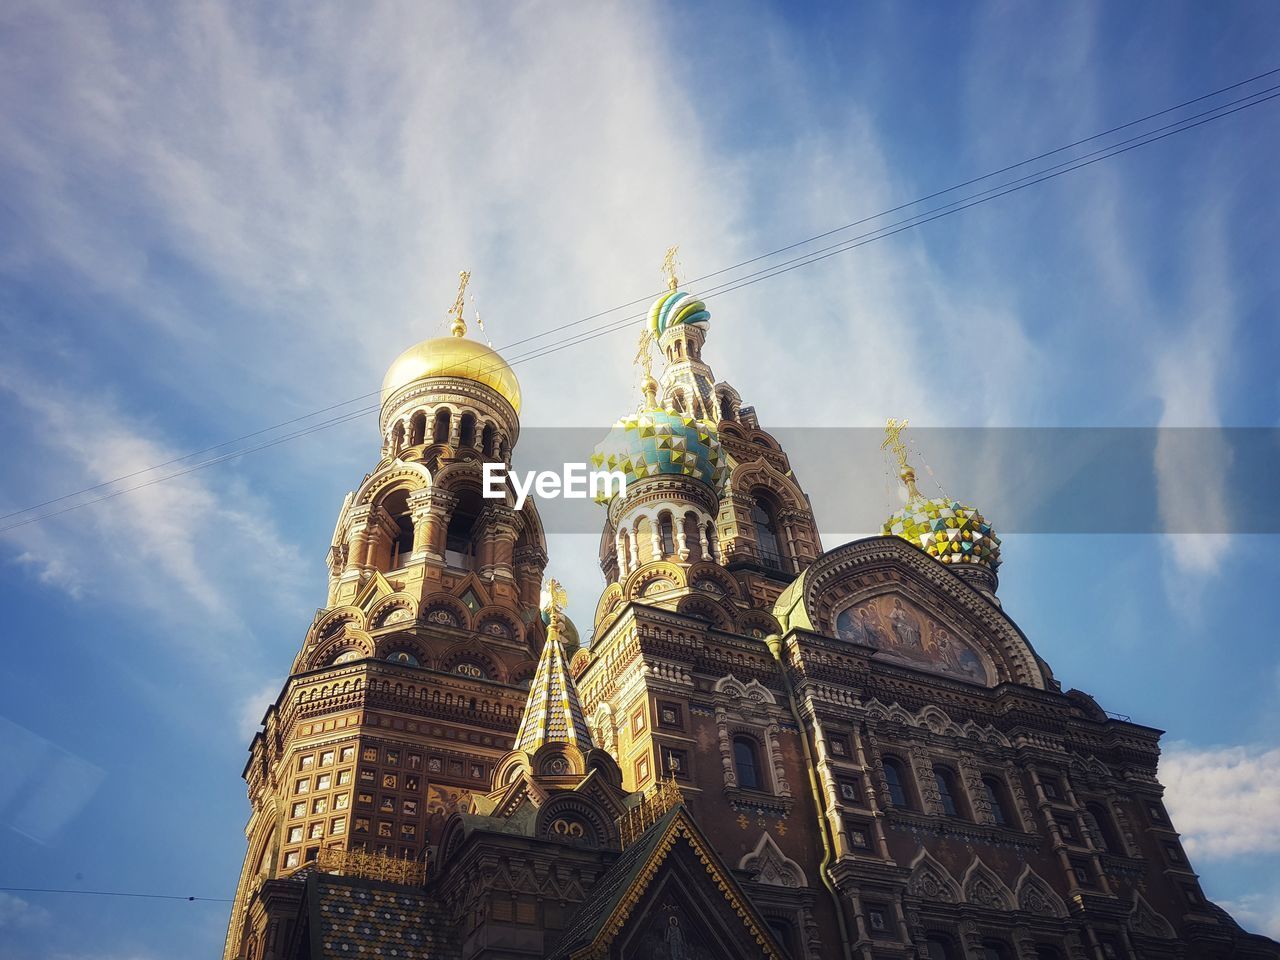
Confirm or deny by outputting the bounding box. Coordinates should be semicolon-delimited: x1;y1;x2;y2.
882;468;1002;571
590;399;727;504
648;289;711;339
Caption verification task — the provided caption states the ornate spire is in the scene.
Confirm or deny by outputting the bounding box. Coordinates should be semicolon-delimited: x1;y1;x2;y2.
448;269;471;337
634;327;659;409
882;417;922;499
512;579;594;754
662;244;680;292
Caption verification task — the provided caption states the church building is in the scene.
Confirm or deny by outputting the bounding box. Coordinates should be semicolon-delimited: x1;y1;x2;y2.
222;266;1279;960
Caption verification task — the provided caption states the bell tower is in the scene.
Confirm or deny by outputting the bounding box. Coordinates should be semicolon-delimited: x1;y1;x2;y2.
223;276;549;960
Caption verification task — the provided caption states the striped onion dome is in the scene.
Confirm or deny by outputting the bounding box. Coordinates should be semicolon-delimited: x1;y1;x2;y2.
648;289;710;339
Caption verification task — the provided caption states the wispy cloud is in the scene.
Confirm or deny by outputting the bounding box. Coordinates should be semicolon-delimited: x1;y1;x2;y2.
1160;741;1280;860
0;892;51;930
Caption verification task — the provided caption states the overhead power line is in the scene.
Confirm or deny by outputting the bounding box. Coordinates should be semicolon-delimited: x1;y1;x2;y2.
0;885;233;903
1;69;1277;533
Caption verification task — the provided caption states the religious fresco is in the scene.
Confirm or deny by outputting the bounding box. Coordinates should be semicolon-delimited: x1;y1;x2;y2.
833;594;991;685
629;902;715;960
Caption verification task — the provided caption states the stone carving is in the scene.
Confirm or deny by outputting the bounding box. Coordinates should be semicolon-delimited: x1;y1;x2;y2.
905;849;961;903
739;832;807;888
1130;892;1176;939
1014;865;1067;918
961;858;1014;911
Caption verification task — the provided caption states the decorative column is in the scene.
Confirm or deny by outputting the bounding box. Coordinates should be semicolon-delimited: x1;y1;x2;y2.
343;506;373;576
418;490;457;560
958;752;995;826
675;515;690;561
615;532;630;578
407;489;433;558
909;744;943;816
477;504;519;581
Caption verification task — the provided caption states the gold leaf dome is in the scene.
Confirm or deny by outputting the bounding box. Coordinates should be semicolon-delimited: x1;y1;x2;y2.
380;336;521;413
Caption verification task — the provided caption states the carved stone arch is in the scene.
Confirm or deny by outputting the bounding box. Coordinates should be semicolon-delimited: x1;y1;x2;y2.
313;606;367;641
367;594;418;629
510;659;538;689
1014;865;1068;918
961;721;1011;748
593;581;626;633
740;831;808;888
887;703;918;727
685;560;743;601
431;458;489;495
739;609;782;640
773;538;1045;690
420;592;473;631
438;640;505;682
310;628;375;669
905;848;962;903
862;698;892;722
1129;891;1176;939
917;704;963;736
535;791;615;848
961;858;1015;911
592;703;618;757
473;606;522;643
373;633;429;666
729;456;807;514
622;560;687;601
353;461;432;507
719;420;749;441
715;674;778;706
675;593;740;631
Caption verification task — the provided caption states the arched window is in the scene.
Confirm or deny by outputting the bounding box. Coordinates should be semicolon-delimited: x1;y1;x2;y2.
459;412;476;448
1086;802;1122;854
925;936;959;960
659;513;676;557
481;422;496;456
751;496;781;566
980;942;1013;960
383;489;415;569
705;520;718;562
882;756;911;809
432;409;450;444
734;736;763;791
390;421;405;452
933;766;967;819
445;488;483;570
410;411;427;446
982;775;1012;827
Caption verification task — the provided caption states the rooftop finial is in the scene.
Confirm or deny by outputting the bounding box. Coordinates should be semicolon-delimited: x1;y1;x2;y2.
449;270;471;337
540;577;567;635
882;417;921;499
633;327;658;408
661;244;680;292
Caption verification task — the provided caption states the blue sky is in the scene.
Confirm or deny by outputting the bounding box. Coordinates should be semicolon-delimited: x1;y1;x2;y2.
2;2;1279;956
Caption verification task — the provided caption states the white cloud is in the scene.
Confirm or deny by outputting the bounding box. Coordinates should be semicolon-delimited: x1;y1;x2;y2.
0;892;51;930
1160;742;1280;860
236;679;283;740
1218;892;1280;941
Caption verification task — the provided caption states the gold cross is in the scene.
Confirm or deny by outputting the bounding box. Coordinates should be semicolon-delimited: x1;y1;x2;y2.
881;417;910;470
661;245;680;292
449;270;471;336
542;578;567;628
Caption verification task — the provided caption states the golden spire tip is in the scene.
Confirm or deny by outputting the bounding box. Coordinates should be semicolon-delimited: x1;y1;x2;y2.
661;244;680;292
448;270;471;337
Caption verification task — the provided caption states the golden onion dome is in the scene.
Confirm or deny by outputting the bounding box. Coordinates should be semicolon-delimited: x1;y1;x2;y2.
380;335;521;413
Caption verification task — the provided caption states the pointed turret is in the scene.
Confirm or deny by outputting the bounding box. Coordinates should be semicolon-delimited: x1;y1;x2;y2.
512;579;595;754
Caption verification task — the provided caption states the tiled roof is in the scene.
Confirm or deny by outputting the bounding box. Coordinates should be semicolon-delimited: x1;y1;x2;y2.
305;873;458;960
512;621;594;755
